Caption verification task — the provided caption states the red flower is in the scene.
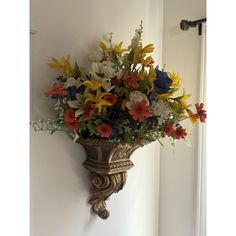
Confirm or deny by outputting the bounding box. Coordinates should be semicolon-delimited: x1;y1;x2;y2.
111;76;120;85
104;94;117;105
129;101;150;122
64;108;78;131
195;103;207;123
172;126;187;140
45;83;67;96
164;122;174;136
122;72;139;89
84;103;97;121
97;124;112;138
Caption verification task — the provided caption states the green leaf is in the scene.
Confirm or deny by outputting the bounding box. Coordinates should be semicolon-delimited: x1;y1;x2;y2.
127;49;134;63
74;61;81;78
111;51;118;62
86;123;97;136
139;78;148;91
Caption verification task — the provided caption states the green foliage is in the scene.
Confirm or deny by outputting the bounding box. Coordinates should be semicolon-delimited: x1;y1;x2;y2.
74;61;81;78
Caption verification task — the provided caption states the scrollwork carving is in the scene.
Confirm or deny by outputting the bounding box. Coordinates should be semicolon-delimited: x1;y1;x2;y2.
89;172;127;219
79;138;143;219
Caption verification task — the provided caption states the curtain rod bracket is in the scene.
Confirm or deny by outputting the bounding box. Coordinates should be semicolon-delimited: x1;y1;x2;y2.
180;18;206;35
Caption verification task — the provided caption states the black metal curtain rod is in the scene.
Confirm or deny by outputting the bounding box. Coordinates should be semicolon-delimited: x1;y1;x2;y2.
180;18;206;35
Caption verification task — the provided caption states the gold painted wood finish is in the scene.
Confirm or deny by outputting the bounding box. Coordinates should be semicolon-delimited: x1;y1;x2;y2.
78;138;140;219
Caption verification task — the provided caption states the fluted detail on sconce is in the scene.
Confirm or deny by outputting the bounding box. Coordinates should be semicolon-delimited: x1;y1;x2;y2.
78;139;140;219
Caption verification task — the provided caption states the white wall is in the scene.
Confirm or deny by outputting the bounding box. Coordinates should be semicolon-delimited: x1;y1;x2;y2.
159;1;206;236
30;0;163;236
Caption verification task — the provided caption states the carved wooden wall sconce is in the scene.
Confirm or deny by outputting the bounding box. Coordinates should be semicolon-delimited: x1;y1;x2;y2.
78;138;141;219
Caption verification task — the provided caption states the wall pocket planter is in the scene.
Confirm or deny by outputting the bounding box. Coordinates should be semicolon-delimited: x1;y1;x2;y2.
78;138;140;219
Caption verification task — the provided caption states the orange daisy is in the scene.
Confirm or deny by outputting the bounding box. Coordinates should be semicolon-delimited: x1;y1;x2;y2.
195;103;207;123
129;101;150;122
97;124;112;138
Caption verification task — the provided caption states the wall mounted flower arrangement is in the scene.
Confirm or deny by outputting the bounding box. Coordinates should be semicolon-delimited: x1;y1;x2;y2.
31;22;206;219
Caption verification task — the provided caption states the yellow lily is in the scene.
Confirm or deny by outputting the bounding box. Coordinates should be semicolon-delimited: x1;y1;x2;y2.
142;44;154;53
112;41;127;56
169;72;181;89
142;56;154;67
171;89;192;117
132;44;146;64
99;41;108;51
84;89;112;112
187;109;197;124
157;93;171;99
157;90;177;99
48;55;75;76
82;80;103;91
147;67;156;93
180;88;191;102
170;100;191;119
138;71;147;80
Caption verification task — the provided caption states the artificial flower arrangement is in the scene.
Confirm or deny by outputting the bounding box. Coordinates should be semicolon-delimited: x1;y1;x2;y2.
31;22;207;219
32;22;206;146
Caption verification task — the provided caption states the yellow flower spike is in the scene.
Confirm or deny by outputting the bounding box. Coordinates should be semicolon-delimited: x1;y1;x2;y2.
99;41;108;51
142;44;154;53
82;80;103;91
169;72;181;89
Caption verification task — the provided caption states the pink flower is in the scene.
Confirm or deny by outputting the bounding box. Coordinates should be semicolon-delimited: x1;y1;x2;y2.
195;103;207;123
164;122;174;136
129;101;150;122
104;94;117;105
172;126;187;140
64;108;78;132
122;72;139;89
97;124;113;138
84;103;97;121
44;83;67;96
111;76;120;85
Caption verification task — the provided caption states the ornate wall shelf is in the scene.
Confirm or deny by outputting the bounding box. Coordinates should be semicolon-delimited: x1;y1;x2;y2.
78;138;141;219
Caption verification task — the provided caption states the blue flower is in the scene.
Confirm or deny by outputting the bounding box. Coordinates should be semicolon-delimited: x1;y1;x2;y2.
109;128;117;140
66;86;77;97
110;110;123;125
155;70;172;91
